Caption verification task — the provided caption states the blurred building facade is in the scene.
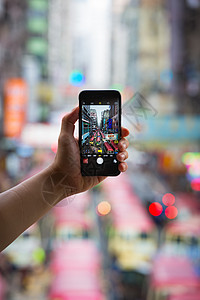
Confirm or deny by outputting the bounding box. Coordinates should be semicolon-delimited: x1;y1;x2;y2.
111;0;200;115
169;0;200;114
48;0;71;86
111;0;170;92
138;0;170;92
0;0;27;138
110;0;130;87
48;0;112;107
25;0;50;122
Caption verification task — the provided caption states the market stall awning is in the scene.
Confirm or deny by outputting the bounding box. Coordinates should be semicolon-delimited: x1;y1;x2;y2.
151;255;199;289
168;293;200;300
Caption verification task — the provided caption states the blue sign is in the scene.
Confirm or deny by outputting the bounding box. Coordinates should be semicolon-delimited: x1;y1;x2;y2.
108;118;112;129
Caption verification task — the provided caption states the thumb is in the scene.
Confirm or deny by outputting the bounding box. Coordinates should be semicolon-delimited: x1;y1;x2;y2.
61;106;79;135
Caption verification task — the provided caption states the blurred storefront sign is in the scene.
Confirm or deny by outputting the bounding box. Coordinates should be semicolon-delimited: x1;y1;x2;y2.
4;79;27;138
134;116;200;144
29;0;48;11
105;133;118;140
22;55;41;122
37;82;53;103
27;38;48;56
27;18;47;34
159;151;187;175
21;123;59;147
26;0;48;77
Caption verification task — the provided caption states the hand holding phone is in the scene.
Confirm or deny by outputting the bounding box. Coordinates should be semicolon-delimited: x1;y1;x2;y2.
79;90;121;176
51;102;128;199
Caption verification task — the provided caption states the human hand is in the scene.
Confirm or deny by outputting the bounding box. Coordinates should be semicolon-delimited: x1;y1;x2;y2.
51;107;129;200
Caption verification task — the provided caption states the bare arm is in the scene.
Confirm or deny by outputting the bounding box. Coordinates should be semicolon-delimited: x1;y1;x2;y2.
0;166;59;251
0;107;129;252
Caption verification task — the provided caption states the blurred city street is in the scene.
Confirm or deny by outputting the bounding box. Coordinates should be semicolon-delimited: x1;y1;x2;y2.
0;0;200;299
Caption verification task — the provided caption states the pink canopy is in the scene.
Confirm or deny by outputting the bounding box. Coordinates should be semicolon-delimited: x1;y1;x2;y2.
52;240;99;255
51;254;100;273
54;215;92;229
102;173;155;232
53;192;92;229
151;255;199;289
51;271;99;290
166;215;200;236
49;271;104;300
54;191;90;211
49;241;104;299
113;218;154;232
50;240;101;273
168;292;200;300
49;290;104;300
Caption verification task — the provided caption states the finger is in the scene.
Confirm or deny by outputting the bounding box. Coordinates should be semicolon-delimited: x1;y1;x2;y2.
118;138;129;151
61;106;79;134
121;127;129;138
117;150;128;162
118;162;128;172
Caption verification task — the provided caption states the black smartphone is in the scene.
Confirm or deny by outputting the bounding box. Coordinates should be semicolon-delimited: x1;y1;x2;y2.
79;90;121;176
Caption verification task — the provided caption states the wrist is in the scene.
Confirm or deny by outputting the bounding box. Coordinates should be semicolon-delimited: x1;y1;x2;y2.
41;164;77;207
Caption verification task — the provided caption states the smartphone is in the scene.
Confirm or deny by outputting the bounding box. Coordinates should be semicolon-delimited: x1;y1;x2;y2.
79;90;121;176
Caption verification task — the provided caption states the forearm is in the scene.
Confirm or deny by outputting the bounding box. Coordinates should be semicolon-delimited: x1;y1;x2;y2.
0;164;73;252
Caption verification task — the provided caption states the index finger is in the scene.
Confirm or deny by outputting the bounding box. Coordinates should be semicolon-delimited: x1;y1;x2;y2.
121;127;129;138
61;106;79;132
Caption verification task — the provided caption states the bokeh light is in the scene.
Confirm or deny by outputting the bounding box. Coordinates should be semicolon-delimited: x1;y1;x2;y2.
69;70;85;87
97;201;111;216
188;163;200;177
191;178;200;191
149;202;163;216
162;193;175;206
165;206;178;219
182;152;200;166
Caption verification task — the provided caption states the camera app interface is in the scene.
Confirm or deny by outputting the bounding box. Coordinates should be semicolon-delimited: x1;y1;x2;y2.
81;102;119;161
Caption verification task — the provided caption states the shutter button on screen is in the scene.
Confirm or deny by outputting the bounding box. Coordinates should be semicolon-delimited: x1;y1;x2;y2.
97;157;104;164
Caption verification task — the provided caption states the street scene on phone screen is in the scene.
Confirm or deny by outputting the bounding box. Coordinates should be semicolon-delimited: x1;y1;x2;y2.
81;104;119;156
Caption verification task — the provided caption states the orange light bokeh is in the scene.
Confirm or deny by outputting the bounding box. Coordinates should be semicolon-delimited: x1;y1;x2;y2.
97;201;111;216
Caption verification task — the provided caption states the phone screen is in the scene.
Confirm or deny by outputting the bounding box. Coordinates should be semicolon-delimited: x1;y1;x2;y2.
79;90;121;176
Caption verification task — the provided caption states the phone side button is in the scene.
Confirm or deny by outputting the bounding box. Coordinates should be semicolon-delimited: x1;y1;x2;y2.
97;157;104;164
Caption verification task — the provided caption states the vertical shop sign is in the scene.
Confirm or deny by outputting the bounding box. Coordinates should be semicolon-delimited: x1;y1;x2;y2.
108;118;112;129
4;78;27;138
